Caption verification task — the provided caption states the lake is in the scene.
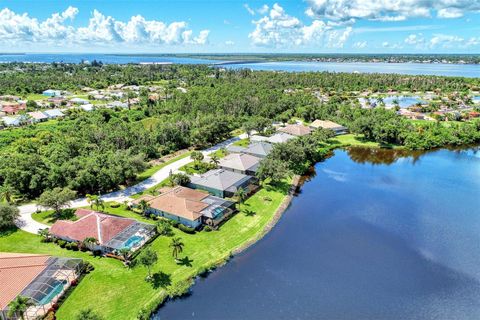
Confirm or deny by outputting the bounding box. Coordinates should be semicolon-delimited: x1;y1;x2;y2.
155;146;480;320
0;54;479;77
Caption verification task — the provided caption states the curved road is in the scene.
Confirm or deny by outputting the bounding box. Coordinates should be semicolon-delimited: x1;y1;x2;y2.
17;135;245;234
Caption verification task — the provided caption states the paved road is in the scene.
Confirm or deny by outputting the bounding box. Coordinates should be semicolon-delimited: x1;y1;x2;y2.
17;135;245;234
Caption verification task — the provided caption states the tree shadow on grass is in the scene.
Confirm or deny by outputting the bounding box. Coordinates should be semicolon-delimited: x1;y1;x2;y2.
0;226;18;237
176;256;194;267
42;208;77;224
151;272;172;289
244;209;256;217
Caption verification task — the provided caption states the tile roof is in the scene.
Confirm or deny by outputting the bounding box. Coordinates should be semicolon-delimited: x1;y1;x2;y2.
0;253;50;309
143;186;210;221
251;132;295;144
244;142;273;157
278;124;312;136
50;209;135;245
310;120;346;130
190;169;252;192
219;153;261;172
27;111;48;121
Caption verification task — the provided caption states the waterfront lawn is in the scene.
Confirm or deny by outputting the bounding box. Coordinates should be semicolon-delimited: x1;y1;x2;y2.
329;133;401;149
0;182;290;320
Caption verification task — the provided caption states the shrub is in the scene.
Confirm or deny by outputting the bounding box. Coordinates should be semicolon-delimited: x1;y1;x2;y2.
203;225;212;232
150;214;157;220
70;242;79;251
83;261;95;274
178;224;196;234
58;240;67;248
92;249;102;257
132;208;143;214
65;243;72;250
169;220;179;228
109;202;121;208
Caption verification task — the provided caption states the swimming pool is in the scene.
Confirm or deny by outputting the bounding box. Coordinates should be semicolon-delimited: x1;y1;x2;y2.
123;235;144;249
38;280;66;305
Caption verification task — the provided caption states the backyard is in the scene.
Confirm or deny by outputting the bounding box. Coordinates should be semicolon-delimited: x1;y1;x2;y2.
0;181;290;319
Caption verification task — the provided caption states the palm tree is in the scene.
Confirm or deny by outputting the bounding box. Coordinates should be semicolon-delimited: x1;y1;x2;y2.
118;247;131;264
38;228;51;242
234;187;247;210
210;154;220;167
170;237;184;261
8;295;34;320
82;237;98;250
86;194;104;211
137;200;150;216
0;184;19;204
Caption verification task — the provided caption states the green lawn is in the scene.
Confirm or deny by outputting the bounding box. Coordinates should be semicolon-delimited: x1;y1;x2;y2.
25;93;47;101
209;148;228;159
232;138;250;147
31;209;77;225
0;182;289;320
329;133;402;149
178;161;215;175
136;151;192;182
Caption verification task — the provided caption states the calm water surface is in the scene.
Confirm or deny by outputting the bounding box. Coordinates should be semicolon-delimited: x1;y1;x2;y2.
0;54;479;77
155;147;480;320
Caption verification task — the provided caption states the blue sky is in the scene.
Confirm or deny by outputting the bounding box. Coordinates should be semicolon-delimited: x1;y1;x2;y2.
0;0;478;53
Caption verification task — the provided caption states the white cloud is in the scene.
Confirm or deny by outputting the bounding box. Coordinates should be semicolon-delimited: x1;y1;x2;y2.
258;5;270;15
249;3;352;48
225;40;235;45
305;0;480;22
0;7;210;47
244;4;255;15
403;33;480;49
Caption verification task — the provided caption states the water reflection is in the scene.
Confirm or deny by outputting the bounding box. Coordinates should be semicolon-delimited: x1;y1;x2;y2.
346;147;425;165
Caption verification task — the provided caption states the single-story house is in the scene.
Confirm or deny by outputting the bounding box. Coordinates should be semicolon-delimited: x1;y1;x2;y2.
0;253;83;320
218;153;261;176
69;98;89;105
1;102;26;115
50;209;155;254
42;109;64;119
250;132;295;144
1;116;23;127
80;104;94;112
278;123;312;136
134;186;236;228
310;120;348;135
42;90;62;97
227;141;273;159
108;101;128;109
27;111;49;123
188;169;255;198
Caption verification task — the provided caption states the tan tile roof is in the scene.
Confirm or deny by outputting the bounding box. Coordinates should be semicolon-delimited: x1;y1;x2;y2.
50;209;135;245
310;120;345;130
0;253;50;309
219;153;261;172
146;186;209;221
278;124;312;136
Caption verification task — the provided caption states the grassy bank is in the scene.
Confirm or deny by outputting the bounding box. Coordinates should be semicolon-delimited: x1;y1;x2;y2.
330;133;402;149
0;181;290;320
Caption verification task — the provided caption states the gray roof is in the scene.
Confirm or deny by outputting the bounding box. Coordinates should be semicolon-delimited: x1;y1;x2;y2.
219;153;261;172
244;142;273;157
43;109;64;118
226;145;246;153
251;132;295;144
190;169;252;192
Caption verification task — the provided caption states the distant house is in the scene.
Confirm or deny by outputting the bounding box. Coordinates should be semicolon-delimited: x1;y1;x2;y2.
69;98;89;105
0;253;83;320
47;97;66;106
42;109;65;119
27;111;49;122
134;186;236;228
310;120;348;135
80;104;94;112
1;116;23;126
1;101;26;115
50;209;156;254
188;169;255;198
108;101;128;109
227;142;273;159
250;132;295;144
218;153;261;176
42;89;62;97
278;123;312;136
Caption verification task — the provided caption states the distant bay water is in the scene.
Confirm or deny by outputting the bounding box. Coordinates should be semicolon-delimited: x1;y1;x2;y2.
0;54;479;77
